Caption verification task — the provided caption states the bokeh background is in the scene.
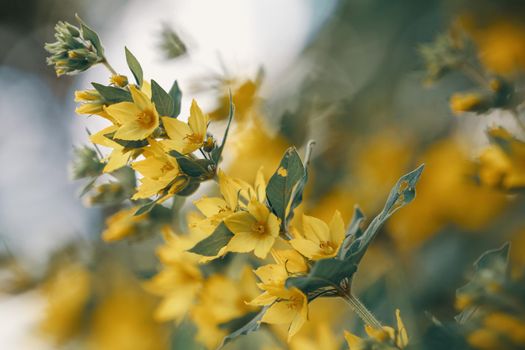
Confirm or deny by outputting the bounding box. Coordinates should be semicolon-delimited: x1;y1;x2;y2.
1;0;525;349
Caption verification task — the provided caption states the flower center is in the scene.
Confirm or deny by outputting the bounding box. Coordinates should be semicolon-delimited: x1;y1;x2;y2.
184;133;203;145
287;295;302;310
137;109;156;129
319;241;336;255
252;222;266;235
160;162;174;174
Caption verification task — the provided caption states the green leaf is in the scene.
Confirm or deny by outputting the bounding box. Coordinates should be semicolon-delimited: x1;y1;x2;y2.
338;206;366;260
169;150;213;178
78;177;98;197
134;198;161;216
345;164;425;265
75;14;104;56
218;306;268;349
151;79;174;117
286;140;315;223
266;147;304;226
125;47;143;86
189;222;233;256
286;258;357;296
177;180;200;197
285;165;424;297
103;131;148;149
168;80;182;117
474;242;510;272
92;83;132;103
211;94;235;164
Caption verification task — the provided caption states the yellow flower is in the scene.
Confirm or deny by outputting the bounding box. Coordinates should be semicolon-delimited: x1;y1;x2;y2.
449;92;484;115
191;269;259;349
224;199;280;258
162;99;209;154
88;275;168;350
478;127;525;190
131;140;185;200
290;211;345;260
74;89;108;117
144;241;203;323
110;74;128;87
39;264;91;344
261;287;308;341
89;125;134;173
344;309;408;349
101;206;147;242
105;85;160;140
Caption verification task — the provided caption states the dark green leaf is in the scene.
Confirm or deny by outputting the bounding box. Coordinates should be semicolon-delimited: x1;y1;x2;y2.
92;83;132;103
151;79;174;116
345;164;424;265
189;222;233;256
177;180;200;197
134;198;161;216
286;140;315;223
75;14;104;56
169;150;213;178
286;258;357;295
338;206;366;260
266;147;304;225
125;47;143;86
211;94;234;164
168;80;182;117
218;306;268;349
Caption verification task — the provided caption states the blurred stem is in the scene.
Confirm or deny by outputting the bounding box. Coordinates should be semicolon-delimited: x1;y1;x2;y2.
460;62;490;89
341;293;383;329
102;58;117;75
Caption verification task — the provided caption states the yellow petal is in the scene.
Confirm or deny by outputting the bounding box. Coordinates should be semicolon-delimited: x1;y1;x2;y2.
302;214;330;242
261;300;296;325
289;238;320;259
248;200;270;223
224;211;256;235
344;330;364;350
103;148;131;173
194;197;229;217
396;309;409;347
105;102;140;124
254;166;266;202
253;235;276;259
130;84;152;111
114;121;152;140
329;210;345;245
226;232;257;253
189;99;208;136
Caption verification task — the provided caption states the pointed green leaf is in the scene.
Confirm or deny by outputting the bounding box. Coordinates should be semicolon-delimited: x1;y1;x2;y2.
168;80;182;117
286;258;357;296
286;140;315;223
338;206;366;260
266;147;304;226
211;94;234;164
218;306;268;349
92;83;132;103
189;222;233;256
151;79;174;117
125;47;143;86
75;14;104;56
345;164;424;265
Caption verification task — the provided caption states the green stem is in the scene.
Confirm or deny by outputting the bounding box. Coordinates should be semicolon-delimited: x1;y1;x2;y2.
101;58;117;75
341;292;383;330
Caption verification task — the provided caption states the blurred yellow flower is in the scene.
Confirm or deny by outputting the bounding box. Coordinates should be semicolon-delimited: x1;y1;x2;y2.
290;211;345;260
105;85;160;140
162;99;209;154
89;276;168;350
449;92;484;115
478;127;525;190
101;206;147;242
89;125;134;173
39;264;91;344
210;79;259;123
191;269;259;349
344;309;408;349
